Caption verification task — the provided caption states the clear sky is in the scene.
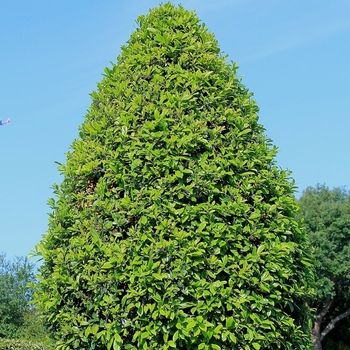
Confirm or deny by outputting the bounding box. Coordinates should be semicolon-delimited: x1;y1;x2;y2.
1;0;350;261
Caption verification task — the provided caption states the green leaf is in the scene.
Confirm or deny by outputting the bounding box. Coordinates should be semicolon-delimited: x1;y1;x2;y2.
229;332;237;343
141;331;150;339
168;340;176;348
197;221;206;232
239;128;251;136
226;317;234;329
101;262;114;269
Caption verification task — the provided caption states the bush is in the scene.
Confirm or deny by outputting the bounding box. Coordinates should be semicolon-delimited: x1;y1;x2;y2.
34;3;314;349
0;339;49;350
17;310;51;347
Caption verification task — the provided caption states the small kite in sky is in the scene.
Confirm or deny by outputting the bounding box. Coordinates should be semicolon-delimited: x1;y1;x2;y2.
0;118;10;126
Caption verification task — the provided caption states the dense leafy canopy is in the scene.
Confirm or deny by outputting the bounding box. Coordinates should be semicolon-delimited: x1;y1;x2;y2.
299;185;350;349
34;3;313;349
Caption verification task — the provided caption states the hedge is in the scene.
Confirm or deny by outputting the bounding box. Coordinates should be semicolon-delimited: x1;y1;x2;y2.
0;339;51;350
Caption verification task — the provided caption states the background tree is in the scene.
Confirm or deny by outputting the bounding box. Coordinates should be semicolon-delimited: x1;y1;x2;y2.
0;253;35;338
298;185;350;350
0;253;49;346
34;3;314;349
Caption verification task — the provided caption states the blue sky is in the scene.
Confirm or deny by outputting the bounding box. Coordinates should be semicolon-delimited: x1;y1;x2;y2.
1;0;350;260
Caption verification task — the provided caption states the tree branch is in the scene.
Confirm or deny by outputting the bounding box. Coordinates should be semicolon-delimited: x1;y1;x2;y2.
312;299;332;344
318;299;333;320
320;305;350;341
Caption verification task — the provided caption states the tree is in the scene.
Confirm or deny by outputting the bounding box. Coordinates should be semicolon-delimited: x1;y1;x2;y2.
298;185;350;350
0;253;50;346
0;253;35;339
34;3;314;349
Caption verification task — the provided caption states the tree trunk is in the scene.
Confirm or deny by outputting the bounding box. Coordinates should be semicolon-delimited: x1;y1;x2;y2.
313;337;323;350
311;299;332;350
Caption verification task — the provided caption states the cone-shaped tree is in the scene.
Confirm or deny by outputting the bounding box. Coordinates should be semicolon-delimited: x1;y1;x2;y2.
34;3;313;349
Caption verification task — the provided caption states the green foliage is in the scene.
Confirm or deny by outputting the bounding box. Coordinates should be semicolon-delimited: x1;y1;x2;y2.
298;184;350;347
299;185;350;305
0;254;35;339
34;3;313;349
0;338;50;350
18;310;51;346
0;254;50;345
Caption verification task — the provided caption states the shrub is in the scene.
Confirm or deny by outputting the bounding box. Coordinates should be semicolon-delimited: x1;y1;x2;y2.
34;3;314;349
0;339;50;350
